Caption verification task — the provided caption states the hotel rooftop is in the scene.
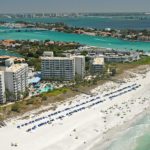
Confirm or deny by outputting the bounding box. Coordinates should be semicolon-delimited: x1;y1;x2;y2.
5;63;28;73
92;57;104;65
41;56;74;60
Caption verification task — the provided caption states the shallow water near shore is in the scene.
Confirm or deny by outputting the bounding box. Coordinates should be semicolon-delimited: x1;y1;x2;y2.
92;111;150;150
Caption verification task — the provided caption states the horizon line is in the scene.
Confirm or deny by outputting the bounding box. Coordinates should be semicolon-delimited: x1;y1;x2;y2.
0;11;150;14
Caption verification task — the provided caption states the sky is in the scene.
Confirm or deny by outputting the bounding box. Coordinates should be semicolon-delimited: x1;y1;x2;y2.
0;0;150;13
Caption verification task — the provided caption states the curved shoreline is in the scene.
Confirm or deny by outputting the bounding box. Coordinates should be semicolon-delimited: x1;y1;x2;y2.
88;108;150;150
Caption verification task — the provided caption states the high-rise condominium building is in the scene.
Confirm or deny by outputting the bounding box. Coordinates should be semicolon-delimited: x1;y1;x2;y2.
41;56;75;81
0;71;6;104
73;56;85;78
4;59;28;101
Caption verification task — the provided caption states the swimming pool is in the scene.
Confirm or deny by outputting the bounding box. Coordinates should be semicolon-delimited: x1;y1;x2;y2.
39;85;53;93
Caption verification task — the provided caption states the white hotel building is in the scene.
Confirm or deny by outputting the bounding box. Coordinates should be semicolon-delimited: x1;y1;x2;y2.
73;56;85;78
4;64;28;101
0;59;28;102
0;71;6;104
41;56;75;81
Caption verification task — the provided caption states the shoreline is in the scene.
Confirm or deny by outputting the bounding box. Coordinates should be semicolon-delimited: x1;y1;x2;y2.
88;107;150;150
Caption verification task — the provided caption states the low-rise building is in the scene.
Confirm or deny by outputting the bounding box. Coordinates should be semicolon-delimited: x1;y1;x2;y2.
104;52;140;63
43;51;54;57
72;47;141;63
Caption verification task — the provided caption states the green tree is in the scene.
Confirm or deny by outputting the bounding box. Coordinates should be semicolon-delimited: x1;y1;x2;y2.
111;68;117;76
81;51;88;56
41;95;47;101
11;103;20;113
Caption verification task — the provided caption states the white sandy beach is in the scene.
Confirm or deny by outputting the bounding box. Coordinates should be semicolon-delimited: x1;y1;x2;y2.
0;66;150;150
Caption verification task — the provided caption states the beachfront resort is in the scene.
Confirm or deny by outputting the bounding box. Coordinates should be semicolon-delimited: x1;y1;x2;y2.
0;63;150;150
0;43;149;150
0;10;150;150
0;46;145;104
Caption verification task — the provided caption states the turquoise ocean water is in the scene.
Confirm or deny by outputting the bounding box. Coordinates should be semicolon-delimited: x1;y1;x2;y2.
0;30;150;51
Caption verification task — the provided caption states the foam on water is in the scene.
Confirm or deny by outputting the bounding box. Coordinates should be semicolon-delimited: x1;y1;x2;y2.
106;124;150;150
135;133;150;150
92;112;150;150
